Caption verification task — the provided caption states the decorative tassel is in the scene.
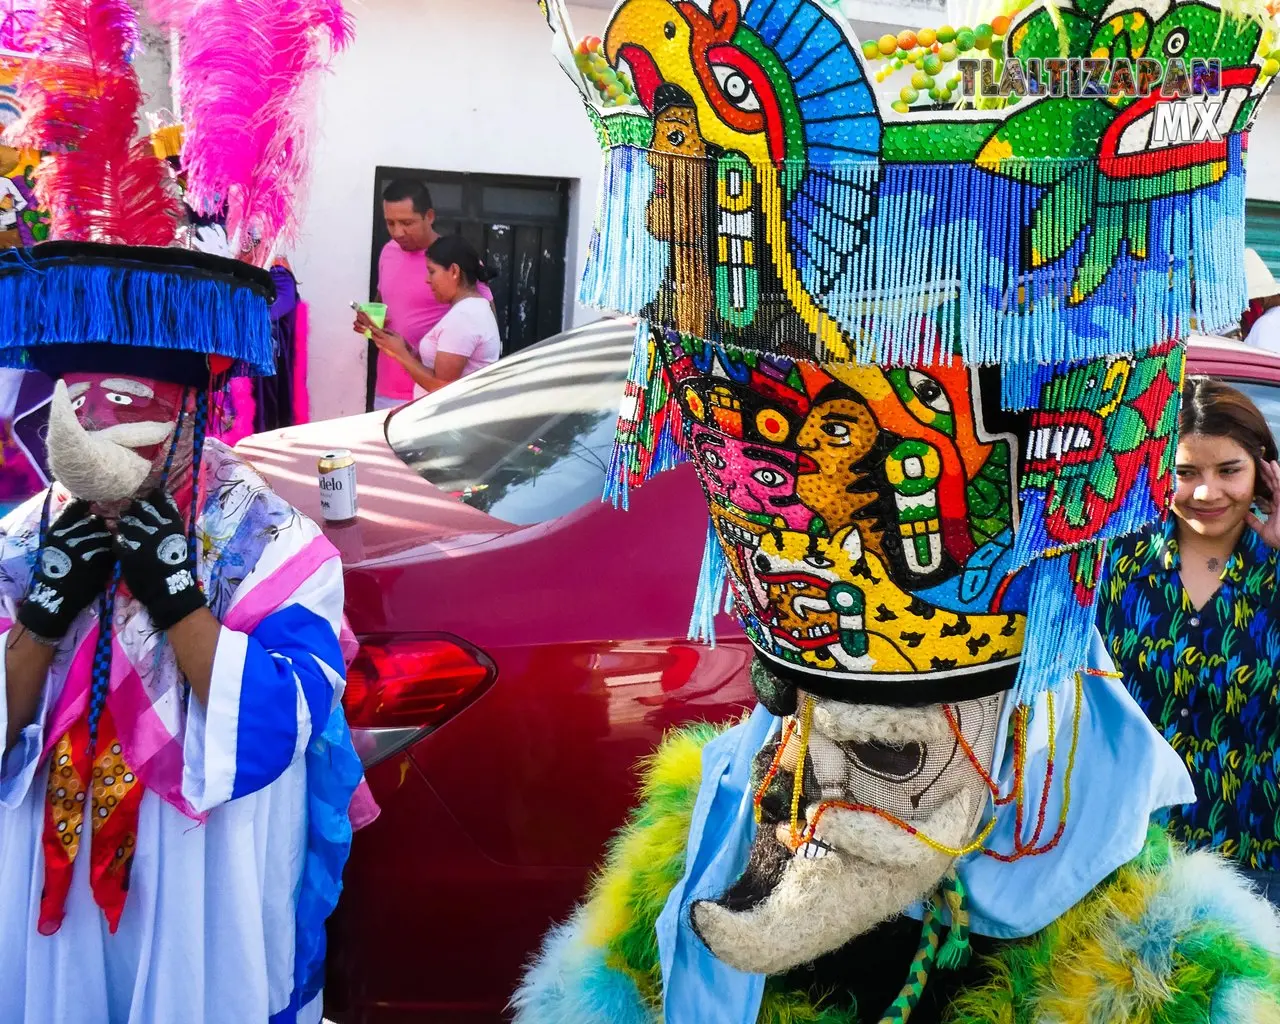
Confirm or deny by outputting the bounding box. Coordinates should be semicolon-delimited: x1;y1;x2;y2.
936;871;972;970
688;516;728;646
602;321;688;507
1011;547;1103;705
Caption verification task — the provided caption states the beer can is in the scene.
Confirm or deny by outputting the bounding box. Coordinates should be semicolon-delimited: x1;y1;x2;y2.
318;449;358;523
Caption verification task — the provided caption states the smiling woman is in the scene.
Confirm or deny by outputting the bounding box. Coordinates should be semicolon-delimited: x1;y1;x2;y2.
1098;376;1280;896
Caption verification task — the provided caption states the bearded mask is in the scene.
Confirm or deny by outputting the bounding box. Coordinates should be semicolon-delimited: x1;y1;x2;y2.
694;676;1003;973
47;373;188;505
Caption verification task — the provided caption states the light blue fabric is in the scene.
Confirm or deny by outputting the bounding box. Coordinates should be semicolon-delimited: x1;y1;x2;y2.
951;629;1194;938
656;706;777;1023
656;629;1195;1021
269;705;365;1024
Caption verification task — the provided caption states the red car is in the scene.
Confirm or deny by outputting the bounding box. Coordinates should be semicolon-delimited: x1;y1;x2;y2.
235;326;1280;1023
237;318;756;1022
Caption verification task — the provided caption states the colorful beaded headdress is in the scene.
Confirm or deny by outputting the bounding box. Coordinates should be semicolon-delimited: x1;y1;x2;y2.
541;0;1276;714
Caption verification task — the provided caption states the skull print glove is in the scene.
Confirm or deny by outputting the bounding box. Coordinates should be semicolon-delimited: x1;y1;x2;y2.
17;500;115;641
114;491;206;631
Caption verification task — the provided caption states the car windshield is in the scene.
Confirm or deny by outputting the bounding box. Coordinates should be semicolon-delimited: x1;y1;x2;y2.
384;320;636;526
1231;380;1280;440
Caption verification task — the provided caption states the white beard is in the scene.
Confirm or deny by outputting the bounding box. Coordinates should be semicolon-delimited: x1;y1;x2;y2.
690;789;975;975
46;380;176;503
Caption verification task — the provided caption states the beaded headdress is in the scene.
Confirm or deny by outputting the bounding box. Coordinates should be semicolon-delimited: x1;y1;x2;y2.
537;0;1275;896
542;0;1275;709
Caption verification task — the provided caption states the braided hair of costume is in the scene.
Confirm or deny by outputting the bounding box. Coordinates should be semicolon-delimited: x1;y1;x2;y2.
85;388;196;753
187;388;208;569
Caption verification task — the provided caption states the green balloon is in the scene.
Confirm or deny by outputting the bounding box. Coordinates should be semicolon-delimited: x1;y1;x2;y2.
939;42;958;62
923;54;943;75
891;99;911;113
911;70;933;89
900;85;920;103
956;28;976;51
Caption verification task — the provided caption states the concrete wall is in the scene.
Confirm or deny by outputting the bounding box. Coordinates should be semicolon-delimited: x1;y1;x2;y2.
1248;102;1280;203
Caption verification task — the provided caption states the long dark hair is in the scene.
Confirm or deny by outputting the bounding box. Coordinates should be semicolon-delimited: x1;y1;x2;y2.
426;235;498;287
1180;376;1279;502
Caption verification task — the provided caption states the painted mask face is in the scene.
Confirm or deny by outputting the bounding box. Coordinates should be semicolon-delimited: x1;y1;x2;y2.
692;682;1003;974
47;373;186;504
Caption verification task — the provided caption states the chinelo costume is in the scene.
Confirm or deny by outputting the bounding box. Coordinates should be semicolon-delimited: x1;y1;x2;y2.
516;0;1280;1021
0;3;364;1023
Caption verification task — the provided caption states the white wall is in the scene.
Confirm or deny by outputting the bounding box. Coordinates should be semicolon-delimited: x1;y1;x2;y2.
293;0;608;420
1248;101;1280;203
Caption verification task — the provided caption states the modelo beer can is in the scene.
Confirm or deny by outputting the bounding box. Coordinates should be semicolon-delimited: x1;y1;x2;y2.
318;449;358;523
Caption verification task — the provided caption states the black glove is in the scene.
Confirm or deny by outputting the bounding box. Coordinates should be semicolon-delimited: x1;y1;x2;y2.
114;491;206;631
18;500;115;641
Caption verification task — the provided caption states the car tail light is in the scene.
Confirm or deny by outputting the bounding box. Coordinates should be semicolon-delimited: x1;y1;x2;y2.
343;634;496;766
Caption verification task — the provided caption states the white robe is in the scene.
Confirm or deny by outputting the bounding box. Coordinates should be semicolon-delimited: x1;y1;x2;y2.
0;442;356;1024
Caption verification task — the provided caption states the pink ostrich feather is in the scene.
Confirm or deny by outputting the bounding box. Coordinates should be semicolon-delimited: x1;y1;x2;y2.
8;0;178;246
150;0;352;265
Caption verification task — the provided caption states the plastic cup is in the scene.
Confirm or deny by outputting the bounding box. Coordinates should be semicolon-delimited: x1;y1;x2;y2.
358;302;387;339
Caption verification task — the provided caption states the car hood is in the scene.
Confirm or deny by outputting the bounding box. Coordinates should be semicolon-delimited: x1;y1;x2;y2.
235;410;518;565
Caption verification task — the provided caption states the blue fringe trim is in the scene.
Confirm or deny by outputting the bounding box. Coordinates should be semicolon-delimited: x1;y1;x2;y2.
581;150;669;316
0;259;275;376
1011;554;1101;705
582;141;1248;366
688;517;729;646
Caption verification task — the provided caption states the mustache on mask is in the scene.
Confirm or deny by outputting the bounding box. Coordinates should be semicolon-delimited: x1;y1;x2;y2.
46;379;176;502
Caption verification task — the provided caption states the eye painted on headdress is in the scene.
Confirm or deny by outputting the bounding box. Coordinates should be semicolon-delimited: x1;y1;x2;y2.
907;371;951;415
106;392;134;406
666;128;687;146
71;395;87;411
711;64;761;113
1162;26;1188;56
752;467;788;487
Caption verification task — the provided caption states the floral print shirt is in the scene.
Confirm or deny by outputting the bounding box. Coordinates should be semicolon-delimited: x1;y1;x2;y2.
1098;520;1280;870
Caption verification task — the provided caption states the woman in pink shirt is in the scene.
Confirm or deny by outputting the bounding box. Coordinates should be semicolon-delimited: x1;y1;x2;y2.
356;236;502;397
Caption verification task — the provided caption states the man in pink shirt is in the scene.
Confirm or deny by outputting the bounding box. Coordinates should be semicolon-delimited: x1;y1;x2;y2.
365;180;493;409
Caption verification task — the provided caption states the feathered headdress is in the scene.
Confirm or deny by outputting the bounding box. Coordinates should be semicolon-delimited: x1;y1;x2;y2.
146;0;353;264
8;0;179;246
0;0;350;376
